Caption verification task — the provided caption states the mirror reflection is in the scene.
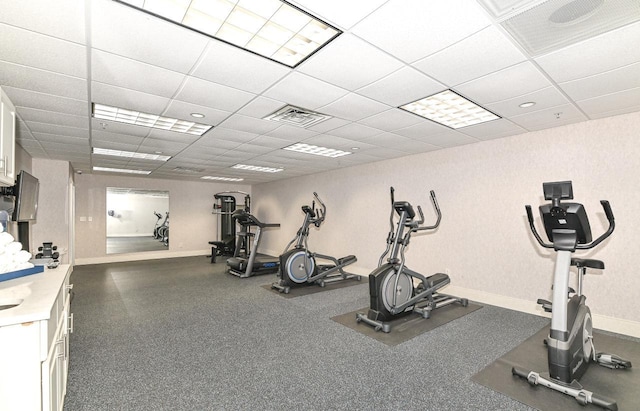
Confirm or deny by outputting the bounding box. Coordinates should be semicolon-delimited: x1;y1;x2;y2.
106;188;169;254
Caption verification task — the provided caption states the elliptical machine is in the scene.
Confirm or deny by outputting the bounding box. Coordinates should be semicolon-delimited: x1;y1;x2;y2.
271;192;359;294
512;181;631;410
356;187;467;333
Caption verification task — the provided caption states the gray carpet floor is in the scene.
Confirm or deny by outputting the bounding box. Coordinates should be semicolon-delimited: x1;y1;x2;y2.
64;256;548;410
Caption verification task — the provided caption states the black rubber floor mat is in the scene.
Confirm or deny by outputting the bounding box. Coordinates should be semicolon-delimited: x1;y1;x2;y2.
472;325;639;410
332;302;482;346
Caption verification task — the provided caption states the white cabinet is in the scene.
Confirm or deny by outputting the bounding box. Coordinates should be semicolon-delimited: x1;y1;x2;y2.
0;86;17;186
0;266;73;411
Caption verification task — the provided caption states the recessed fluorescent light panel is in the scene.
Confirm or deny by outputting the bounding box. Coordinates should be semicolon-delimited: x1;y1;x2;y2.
232;164;283;173
201;176;245;182
264;105;332;128
93;166;152;175
92;103;212;136
283;143;351;158
93;148;171;161
114;0;342;68
400;90;500;129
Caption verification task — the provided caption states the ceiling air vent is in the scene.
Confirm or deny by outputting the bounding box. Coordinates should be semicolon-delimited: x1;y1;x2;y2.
263;105;332;128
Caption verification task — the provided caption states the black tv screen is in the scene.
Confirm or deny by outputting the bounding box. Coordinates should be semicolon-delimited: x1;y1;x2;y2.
12;170;39;222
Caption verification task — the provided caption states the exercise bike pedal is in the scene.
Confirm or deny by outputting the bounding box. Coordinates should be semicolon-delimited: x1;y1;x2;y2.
536;298;553;312
595;353;632;369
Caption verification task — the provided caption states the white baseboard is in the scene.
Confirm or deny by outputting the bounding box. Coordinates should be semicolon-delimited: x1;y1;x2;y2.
74;249;209;265
443;285;640;338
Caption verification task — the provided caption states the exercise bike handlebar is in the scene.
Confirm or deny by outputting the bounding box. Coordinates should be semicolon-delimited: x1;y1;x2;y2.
525;200;615;250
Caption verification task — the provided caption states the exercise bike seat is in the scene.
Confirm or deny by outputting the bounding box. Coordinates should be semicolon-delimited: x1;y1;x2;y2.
571;258;604;270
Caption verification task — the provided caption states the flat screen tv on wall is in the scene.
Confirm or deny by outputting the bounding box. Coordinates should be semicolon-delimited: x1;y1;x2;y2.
11;170;39;222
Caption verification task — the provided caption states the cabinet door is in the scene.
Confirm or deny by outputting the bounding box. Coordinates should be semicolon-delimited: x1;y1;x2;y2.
0;87;16;186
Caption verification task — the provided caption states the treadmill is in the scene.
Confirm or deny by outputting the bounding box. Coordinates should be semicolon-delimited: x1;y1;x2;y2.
226;209;280;278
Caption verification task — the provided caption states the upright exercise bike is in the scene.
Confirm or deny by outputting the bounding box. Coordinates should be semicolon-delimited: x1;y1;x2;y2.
356;187;467;333
512;181;631;410
271;192;359;294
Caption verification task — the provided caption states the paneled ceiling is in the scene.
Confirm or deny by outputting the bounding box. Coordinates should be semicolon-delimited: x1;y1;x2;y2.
1;0;639;184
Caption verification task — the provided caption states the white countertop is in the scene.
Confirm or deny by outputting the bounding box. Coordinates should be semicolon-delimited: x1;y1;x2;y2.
0;264;72;327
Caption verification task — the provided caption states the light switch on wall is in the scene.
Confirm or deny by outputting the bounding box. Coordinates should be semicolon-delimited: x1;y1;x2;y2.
80;216;86;222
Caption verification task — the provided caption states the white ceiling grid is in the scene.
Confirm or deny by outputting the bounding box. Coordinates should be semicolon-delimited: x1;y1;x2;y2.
0;0;637;184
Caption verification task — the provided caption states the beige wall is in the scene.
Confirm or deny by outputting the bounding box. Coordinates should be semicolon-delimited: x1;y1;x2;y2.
74;173;251;264
252;112;640;330
31;159;72;263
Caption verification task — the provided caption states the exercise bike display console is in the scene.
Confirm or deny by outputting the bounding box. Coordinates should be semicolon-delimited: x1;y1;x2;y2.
271;192;359;294
355;187;467;333
512;181;631;410
226;210;280;278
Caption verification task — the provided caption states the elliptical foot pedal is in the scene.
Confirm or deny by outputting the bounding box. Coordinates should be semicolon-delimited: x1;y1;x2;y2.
596;353;632;370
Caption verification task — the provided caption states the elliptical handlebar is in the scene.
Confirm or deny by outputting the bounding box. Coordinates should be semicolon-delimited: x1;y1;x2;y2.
525;200;615;250
312;192;326;227
413;190;442;232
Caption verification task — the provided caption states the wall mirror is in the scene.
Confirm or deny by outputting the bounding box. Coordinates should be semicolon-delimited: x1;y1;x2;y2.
106;187;169;254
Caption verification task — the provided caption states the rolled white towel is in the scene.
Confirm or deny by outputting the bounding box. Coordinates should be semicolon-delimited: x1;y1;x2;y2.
14;262;34;270
5;241;23;255
14;250;32;264
0;232;14;246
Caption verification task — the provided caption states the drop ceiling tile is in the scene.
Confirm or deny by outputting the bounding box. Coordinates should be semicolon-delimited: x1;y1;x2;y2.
91;82;170;114
205;128;259;144
175;76;256;112
393;121;450;139
192;41;291;94
90;139;140;153
358;109;423;132
559;62;640;102
181;146;229;158
192;137;243;151
0;0;86;43
352;0;490;63
485;86;570;118
91;118;150;138
361;147;408;159
413;26;526;87
0;23;86;78
33;133;88;145
391;138;440;154
3;86;87;116
363;132;416;148
237;97;287;119
299;34;403;91
356;66;445;107
329;123;384;140
138;138;189;155
16;140;43;149
307;117;351;133
263;72;348;110
40;141;89;153
456;61;552;104
219;114;280;135
0;61;86;100
292;0;388;29
246;135;292;149
510;104;588;131
319;93;390;121
92;50;185;98
576;87;640;118
26;122;89;139
301;135;364;149
416;130;479;148
18;108;87;129
92;130;145;146
163;100;231;126
232;144;274;155
266;125;320;141
92;0;208;74
535;21;640;83
145;128;201;143
457;118;527;141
